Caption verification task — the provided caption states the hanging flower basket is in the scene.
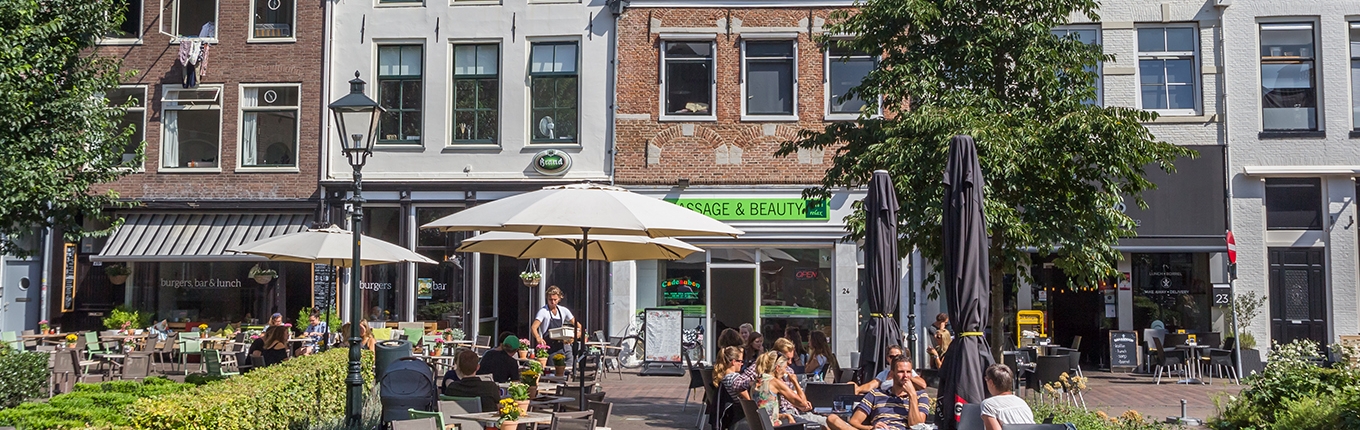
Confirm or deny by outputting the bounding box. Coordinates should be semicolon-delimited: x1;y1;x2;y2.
253;275;275;284
249;264;277;284
108;275;129;285
520;271;542;288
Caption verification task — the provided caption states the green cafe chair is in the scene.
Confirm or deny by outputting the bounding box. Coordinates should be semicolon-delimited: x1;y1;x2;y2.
179;339;203;373
407;409;444;430
1;331;21;352
203;350;239;377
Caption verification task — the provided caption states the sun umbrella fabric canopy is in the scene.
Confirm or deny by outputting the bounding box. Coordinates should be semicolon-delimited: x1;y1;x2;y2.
228;225;438;267
420;183;744;238
456;232;703;262
859;170;904;383
936;135;995;429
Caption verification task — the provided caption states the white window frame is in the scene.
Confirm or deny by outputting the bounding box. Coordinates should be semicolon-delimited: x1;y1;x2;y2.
1349;22;1360;131
823;41;879;121
99;0;144;45
740;34;799;122
108;85;148;170
159;0;220;43
527;37;582;146
1134;24;1200;116
1051;25;1103;106
659;35;718;122
375;42;426;146
237;83;302;172
450;0;500;5
247;0;297;43
448;41;502;147
160;84;224;171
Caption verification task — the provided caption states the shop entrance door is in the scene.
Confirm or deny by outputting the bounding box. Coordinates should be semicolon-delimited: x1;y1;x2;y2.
1268;247;1326;346
708;263;757;354
2;261;41;332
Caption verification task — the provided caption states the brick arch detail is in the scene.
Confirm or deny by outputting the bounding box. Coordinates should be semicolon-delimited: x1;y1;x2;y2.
645;125;726;149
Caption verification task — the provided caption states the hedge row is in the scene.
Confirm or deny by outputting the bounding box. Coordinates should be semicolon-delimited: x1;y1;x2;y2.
0;378;194;429
0;349;49;409
128;348;374;430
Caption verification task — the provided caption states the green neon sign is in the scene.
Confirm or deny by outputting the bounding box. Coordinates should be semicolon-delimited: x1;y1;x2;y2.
666;198;829;221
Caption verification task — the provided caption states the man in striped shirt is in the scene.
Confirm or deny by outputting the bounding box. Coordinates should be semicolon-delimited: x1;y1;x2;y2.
826;356;928;430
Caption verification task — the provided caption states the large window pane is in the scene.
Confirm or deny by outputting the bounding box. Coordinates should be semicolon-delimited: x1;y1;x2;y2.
176;0;216;38
1265;178;1322;230
1137;26;1197;113
1351;25;1360;130
529;42;579;143
241;86;298;167
251;0;293;39
828;47;873;115
363;207;404;321
378;45;423;143
165;110;220;168
663;41;713;116
453;44;499;143
759;249;833;361
744;41;795;116
107;0;142;39
1131;253;1211;334
1262;63;1316;130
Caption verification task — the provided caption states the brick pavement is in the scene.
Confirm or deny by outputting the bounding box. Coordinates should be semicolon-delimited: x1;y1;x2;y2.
593;366;1244;429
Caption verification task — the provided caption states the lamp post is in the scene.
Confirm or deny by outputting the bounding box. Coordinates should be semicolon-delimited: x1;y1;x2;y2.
329;71;384;426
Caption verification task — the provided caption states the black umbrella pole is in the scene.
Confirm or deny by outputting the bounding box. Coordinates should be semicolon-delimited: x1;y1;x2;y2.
344;169;365;426
579;228;590;411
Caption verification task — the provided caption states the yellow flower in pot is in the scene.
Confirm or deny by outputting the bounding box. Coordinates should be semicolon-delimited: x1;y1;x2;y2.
551;353;567;376
497;398;522;430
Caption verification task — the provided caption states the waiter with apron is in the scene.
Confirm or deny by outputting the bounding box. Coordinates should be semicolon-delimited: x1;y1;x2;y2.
531;286;584;364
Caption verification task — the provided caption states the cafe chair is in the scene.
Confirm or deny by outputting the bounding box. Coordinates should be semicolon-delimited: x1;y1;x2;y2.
739;399;803;430
586;401;612;428
438;399;482;430
1;331;21;352
407;409;444;430
392;416;439;430
1152;337;1188;385
1204;338;1239;385
179;339;204;374
472;335;492;351
803;382;854;409
600;337;625;380
684;365;706;411
696;367;715;427
958;403;984;430
1026;355;1068;393
203;350;239;378
550;414;596;430
1002;352;1030;395
120;352;153;381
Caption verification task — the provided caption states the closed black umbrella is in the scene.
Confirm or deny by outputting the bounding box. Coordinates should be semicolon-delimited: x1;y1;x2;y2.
858;170;903;383
936;135;995;429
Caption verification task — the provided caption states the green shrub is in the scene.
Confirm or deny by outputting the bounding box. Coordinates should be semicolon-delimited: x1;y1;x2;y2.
102;305;152;330
1210;339;1360;429
1272;396;1342;430
0;349;49;409
298;307;341;333
1030;401;1168;429
184;373;231;385
0;377;193;429
129;348;374;430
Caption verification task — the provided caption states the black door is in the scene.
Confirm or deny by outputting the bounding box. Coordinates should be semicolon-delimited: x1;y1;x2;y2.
1268;247;1326;346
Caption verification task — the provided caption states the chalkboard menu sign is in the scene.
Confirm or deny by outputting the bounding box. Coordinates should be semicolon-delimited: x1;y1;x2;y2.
60;243;78;312
1109;330;1139;370
313;264;337;310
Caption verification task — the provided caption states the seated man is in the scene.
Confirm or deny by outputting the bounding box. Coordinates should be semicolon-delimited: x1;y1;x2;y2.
445;349;504;412
298;314;328;356
853;345;928;395
827;356;928;430
477;334;522;383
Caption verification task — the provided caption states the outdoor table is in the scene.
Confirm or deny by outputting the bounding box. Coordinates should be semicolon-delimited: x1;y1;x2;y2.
499;381;561;393
22;333;71;345
1172;344;1211;384
443;411;554;429
417;354;456;375
528;395;575;411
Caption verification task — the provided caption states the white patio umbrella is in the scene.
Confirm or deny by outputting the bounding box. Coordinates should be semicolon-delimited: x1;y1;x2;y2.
421;183;744;238
228;225;438;267
421;182;742;405
457;231;704;262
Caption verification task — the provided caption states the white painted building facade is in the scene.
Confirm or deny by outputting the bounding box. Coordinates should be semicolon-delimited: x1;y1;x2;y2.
322;0;618;338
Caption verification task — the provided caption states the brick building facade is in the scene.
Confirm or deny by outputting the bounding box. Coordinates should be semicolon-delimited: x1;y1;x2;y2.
46;0;328;331
608;0;864;363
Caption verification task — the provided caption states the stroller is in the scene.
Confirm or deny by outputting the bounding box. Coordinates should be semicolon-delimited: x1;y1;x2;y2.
379;357;438;426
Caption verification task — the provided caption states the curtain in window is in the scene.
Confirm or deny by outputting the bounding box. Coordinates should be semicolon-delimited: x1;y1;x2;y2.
241;88;258;166
163;111;179;167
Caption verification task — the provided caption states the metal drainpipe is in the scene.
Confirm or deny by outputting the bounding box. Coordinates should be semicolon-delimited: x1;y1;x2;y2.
607;1;623;185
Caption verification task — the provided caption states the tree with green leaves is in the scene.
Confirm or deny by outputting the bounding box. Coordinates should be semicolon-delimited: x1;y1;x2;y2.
778;0;1193;358
0;0;138;256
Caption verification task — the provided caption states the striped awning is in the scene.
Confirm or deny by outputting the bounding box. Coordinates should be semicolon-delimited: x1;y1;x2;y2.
93;212;311;262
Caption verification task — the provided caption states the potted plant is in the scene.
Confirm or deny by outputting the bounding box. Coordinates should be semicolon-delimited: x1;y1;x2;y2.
64;333;78;348
39;320;49;334
535;343;550;366
520;367;541;398
517;342;530;360
507;382;530;415
1229;291;1268;376
496;398;522;430
104;264;131;285
519;271;542;288
249;264;278;284
429;337;446;356
551;352;568;377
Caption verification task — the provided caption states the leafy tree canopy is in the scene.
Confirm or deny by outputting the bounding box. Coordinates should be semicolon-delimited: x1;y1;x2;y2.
0;0;138;256
779;0;1194;337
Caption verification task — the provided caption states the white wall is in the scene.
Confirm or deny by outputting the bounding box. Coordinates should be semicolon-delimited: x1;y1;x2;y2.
327;0;614;182
1223;1;1360;345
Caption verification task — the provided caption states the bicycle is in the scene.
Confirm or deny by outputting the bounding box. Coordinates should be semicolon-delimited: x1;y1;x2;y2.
617;312;705;368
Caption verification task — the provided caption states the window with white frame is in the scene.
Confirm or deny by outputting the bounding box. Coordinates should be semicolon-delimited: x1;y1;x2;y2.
1051;26;1102;105
240;85;299;168
170;0;217;39
106;0;143;40
662;40;714;118
1260;23;1317;131
529;41;579;143
1137;25;1198;114
1350;23;1360;130
377;45;423;144
826;45;874;116
744;40;796;117
250;0;294;40
105;86;146;167
161;85;222;169
452;44;499;143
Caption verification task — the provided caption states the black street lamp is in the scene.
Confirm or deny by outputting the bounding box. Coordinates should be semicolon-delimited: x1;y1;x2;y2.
329;71;384;426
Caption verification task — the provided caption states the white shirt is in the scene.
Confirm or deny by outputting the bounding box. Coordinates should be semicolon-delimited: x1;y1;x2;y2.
533;305;575;336
981;394;1035;425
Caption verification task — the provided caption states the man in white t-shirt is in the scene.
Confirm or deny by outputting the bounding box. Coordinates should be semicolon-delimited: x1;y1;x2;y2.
530;285;583;361
981;363;1035;429
853;345;927;395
